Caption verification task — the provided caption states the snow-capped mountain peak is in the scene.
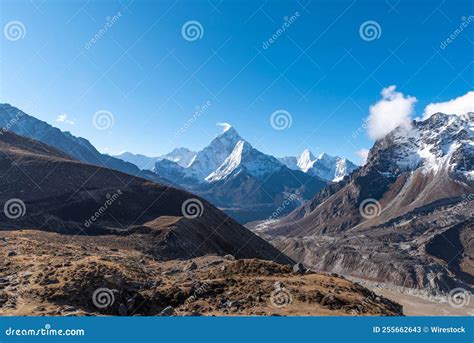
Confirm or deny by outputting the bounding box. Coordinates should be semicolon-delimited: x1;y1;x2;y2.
185;126;243;180
206;140;284;182
297;149;316;172
114;147;196;170
317;152;332;161
206;140;248;182
307;153;358;182
159;147;196;168
372;112;473;181
279;149;357;182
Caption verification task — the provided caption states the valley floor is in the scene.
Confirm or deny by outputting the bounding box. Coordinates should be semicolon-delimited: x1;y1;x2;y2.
370;289;473;316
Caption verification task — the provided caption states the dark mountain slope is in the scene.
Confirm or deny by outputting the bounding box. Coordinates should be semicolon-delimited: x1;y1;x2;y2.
0;131;291;264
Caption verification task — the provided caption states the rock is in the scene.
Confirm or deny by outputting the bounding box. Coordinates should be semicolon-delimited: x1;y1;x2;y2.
62;306;76;312
321;295;346;310
7;251;17;257
152;280;162;288
223;254;235;261
274;281;285;289
292;263;306;274
226;300;240;308
207;260;223;267
225;301;234;308
160;306;175;316
126;297;136;309
41;278;59;285
183;261;197;272
104;274;124;287
118;303;128;316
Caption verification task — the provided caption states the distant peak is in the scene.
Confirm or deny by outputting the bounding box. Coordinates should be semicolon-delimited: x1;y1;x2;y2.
214;124;242;143
170;147;194;154
297;149;316;172
317;152;336;161
300;149;315;160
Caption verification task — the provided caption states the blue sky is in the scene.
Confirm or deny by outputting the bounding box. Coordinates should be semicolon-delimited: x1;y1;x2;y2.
1;0;473;163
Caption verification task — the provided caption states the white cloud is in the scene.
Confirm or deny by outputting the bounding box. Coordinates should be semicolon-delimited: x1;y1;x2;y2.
367;85;417;140
423;91;474;119
56;114;75;125
356;149;370;165
217;122;232;132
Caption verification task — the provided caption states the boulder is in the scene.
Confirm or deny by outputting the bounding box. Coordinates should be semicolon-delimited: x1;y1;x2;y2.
160;306;175;316
292;263;306;274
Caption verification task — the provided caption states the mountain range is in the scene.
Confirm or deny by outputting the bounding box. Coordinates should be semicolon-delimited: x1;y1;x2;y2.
0;114;403;317
0;104;357;223
151;126;333;223
250;112;474;295
1;102;471;303
116;133;357;183
0;104;168;185
116;125;358;223
279;150;358;182
114;148;196;170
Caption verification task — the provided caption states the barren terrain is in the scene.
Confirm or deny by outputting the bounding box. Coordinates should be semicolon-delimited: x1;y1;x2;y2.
0;230;402;316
